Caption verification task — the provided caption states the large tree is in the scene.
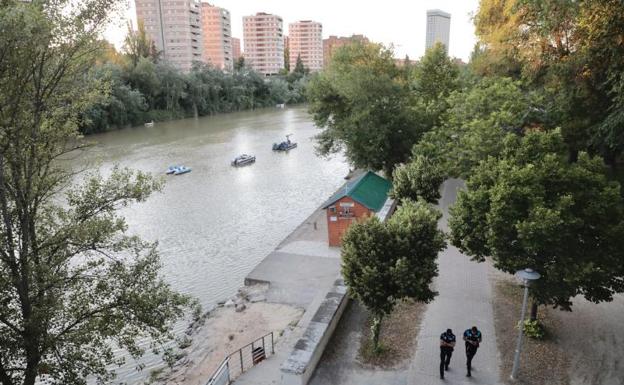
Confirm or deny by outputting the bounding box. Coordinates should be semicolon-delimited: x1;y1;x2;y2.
411;42;461;128
0;2;193;385
413;77;544;178
449;130;624;317
342;200;445;351
473;0;624;166
307;42;423;176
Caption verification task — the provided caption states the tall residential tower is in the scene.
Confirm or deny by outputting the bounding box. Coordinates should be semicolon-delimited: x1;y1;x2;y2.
425;9;451;51
201;3;233;70
135;0;203;72
288;20;323;72
243;13;285;76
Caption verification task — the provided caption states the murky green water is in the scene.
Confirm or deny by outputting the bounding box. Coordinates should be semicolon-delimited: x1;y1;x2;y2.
78;106;347;382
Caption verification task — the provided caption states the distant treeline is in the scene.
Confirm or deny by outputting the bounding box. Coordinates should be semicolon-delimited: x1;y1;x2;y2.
82;54;310;135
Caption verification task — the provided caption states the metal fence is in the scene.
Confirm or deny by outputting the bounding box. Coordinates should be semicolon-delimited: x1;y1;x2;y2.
206;332;275;385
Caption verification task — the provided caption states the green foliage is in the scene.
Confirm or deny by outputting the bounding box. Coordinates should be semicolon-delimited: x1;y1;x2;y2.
341;200;445;351
391;155;445;203
473;0;624;165
411;43;461;128
414;77;543;178
308;42;425;175
0;2;196;384
308;41;461;176
123;19;160;66
449;130;624;311
81;57;310;133
517;319;545;340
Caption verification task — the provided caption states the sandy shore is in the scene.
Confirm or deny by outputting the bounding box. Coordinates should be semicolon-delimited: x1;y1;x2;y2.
153;285;304;385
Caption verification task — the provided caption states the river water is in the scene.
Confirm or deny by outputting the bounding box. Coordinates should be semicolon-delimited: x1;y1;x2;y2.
79;106;347;383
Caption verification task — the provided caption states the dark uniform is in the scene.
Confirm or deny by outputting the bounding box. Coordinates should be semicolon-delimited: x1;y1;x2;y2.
463;327;482;377
439;329;456;379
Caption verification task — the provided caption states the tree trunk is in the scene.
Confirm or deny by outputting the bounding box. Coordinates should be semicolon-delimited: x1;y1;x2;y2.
529;301;539;321
371;314;383;353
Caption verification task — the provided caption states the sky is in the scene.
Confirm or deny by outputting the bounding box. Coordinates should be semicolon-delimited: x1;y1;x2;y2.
104;0;480;62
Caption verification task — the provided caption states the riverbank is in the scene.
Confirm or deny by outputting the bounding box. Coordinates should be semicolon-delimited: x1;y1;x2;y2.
150;204;342;385
78;105;348;384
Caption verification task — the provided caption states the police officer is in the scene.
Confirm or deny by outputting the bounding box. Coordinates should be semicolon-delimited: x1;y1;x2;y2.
439;328;456;379
463;326;482;377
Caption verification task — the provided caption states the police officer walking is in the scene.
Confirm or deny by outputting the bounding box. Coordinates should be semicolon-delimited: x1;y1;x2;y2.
439;328;456;379
463;326;482;377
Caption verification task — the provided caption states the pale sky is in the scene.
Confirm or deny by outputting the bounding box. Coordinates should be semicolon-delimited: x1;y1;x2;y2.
104;0;480;61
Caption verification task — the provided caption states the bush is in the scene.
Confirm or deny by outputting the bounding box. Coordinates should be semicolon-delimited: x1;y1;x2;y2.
517;319;545;340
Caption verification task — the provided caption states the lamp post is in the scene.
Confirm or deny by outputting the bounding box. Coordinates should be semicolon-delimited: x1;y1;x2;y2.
510;268;541;381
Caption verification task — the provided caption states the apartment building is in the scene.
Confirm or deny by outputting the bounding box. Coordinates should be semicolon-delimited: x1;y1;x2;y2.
288;20;323;72
231;37;241;62
425;9;451;51
135;0;203;72
243;12;284;75
200;3;233;70
322;34;369;68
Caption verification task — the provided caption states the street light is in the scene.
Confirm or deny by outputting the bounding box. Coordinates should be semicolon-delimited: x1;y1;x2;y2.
510;268;541;381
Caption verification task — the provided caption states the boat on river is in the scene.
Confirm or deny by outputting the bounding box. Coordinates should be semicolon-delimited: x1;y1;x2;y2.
145;121;154;127
166;165;192;175
173;166;191;175
231;154;256;166
272;134;297;151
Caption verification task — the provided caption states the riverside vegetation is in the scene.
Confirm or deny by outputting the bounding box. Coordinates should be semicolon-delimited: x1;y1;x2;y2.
82;21;310;134
308;0;624;357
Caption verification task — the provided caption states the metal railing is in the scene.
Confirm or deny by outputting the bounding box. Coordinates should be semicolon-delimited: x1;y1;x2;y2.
206;332;275;385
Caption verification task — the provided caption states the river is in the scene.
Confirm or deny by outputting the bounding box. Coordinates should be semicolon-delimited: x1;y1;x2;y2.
79;106;347;383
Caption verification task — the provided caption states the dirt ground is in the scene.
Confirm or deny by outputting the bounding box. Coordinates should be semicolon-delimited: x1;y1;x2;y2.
492;277;569;385
151;290;303;385
554;294;624;385
358;300;426;369
493;273;624;385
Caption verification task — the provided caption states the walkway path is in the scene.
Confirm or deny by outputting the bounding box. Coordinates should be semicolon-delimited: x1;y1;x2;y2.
310;179;502;385
407;179;501;384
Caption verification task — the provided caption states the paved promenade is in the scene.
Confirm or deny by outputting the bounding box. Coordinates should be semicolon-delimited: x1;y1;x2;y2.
310;179;502;385
235;208;341;385
407;179;500;384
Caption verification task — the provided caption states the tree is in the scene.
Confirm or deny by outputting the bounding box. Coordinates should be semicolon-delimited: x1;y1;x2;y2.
473;0;624;166
283;46;290;72
411;42;460;128
342;200;445;352
449;130;624;319
233;56;246;71
123;20;160;66
0;2;194;385
308;42;424;176
391;155;445;203
286;54;309;83
413;77;544;178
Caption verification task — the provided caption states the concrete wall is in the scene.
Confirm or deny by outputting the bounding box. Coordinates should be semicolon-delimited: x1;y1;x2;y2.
325;197;371;247
280;279;349;385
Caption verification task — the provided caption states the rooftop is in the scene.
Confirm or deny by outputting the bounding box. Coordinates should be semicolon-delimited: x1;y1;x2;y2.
322;171;392;212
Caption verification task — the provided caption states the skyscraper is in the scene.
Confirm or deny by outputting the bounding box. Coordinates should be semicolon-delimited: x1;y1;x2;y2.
243;12;285;75
425;9;451;51
201;3;233;70
134;0;203;72
288;20;323;72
